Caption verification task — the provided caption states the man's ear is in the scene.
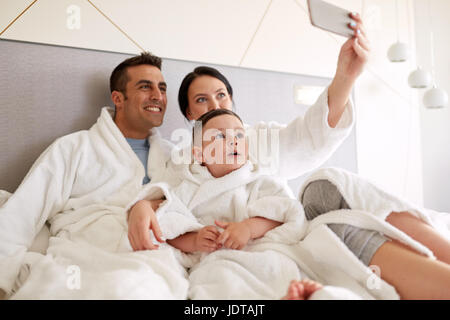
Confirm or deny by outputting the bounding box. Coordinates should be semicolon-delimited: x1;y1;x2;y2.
111;91;124;110
192;146;203;164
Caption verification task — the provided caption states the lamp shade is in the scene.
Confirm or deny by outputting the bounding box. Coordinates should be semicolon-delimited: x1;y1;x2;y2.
387;42;409;62
408;67;432;88
423;86;448;109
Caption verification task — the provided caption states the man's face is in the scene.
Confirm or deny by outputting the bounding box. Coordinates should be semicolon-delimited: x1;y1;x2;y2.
114;64;167;138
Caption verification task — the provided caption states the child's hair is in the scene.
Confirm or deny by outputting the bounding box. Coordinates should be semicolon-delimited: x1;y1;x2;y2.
192;109;243;149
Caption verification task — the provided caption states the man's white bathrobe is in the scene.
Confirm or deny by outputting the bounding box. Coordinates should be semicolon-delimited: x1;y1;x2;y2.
0;87;354;299
0;108;189;299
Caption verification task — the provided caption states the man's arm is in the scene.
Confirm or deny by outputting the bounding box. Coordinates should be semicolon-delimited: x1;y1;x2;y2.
0;138;75;294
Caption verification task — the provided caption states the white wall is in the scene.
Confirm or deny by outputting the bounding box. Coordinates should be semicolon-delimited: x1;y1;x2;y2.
0;0;361;77
1;0;449;210
354;0;424;206
414;0;450;212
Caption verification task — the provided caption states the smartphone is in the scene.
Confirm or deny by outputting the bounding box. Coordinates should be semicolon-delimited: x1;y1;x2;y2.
307;0;354;38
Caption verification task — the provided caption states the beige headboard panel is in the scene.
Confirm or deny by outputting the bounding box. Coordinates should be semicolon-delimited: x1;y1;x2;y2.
0;38;357;194
0;39;132;192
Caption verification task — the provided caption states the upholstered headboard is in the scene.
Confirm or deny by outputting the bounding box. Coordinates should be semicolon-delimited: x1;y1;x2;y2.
0;38;357;194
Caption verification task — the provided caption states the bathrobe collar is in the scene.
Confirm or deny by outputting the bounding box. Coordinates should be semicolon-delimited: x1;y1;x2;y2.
95;107;168;181
187;161;259;210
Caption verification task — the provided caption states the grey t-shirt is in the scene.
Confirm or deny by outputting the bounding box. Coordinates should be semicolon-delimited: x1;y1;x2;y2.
126;137;150;184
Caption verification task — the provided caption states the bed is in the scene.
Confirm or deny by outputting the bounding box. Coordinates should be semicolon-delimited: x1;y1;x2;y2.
1;38;449;300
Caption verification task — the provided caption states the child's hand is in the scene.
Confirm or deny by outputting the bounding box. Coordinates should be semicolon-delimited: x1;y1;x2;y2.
215;220;251;250
195;226;221;253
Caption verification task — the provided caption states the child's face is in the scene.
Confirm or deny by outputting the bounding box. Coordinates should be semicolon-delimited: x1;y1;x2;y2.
194;114;248;178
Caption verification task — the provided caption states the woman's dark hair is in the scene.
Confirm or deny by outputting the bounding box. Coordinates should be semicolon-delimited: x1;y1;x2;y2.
178;66;234;119
193;109;243;148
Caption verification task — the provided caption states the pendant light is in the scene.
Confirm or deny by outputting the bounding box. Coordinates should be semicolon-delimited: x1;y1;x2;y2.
408;67;432;88
423;86;448;109
408;0;432;89
387;0;409;62
423;0;448;109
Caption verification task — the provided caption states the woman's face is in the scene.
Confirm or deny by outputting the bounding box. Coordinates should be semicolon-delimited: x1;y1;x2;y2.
186;75;233;120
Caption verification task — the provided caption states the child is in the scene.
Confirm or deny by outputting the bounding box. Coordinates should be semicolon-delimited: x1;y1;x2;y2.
129;109;358;300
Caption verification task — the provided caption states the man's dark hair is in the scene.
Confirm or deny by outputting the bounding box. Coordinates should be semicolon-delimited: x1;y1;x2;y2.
110;52;162;97
178;66;234;119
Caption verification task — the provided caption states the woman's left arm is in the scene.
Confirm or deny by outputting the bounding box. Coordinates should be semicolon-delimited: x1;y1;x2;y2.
327;12;370;127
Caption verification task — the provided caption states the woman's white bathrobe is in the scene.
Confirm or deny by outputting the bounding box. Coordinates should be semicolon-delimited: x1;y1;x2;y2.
292;167;450;300
0;87;354;299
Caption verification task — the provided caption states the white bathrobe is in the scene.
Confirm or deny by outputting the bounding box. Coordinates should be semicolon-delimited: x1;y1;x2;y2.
0;87;354;299
128;161;361;300
289;167;450;299
128;167;450;300
0;107;188;299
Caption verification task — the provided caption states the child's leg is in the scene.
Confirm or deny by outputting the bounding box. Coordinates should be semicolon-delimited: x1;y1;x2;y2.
386;211;450;265
370;240;450;299
282;280;363;300
282;280;323;300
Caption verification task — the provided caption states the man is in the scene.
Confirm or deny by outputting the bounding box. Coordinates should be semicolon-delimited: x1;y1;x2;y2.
0;52;188;299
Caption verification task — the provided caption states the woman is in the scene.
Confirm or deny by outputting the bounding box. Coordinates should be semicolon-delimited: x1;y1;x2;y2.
127;13;450;299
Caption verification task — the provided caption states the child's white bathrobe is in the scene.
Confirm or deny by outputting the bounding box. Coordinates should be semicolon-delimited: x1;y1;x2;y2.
0;87;354;299
128;161;361;300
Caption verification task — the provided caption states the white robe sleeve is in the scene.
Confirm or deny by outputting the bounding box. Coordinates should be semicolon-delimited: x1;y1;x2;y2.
124;182;203;241
0;137;77;294
247;86;354;180
246;176;307;245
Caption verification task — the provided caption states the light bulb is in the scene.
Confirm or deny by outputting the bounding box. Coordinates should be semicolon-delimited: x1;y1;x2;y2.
408;67;432;88
423;86;448;109
387;42;409;62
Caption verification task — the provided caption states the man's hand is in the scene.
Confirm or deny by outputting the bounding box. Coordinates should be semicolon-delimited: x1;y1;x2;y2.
195;226;221;253
215;220;251;250
127;199;165;251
